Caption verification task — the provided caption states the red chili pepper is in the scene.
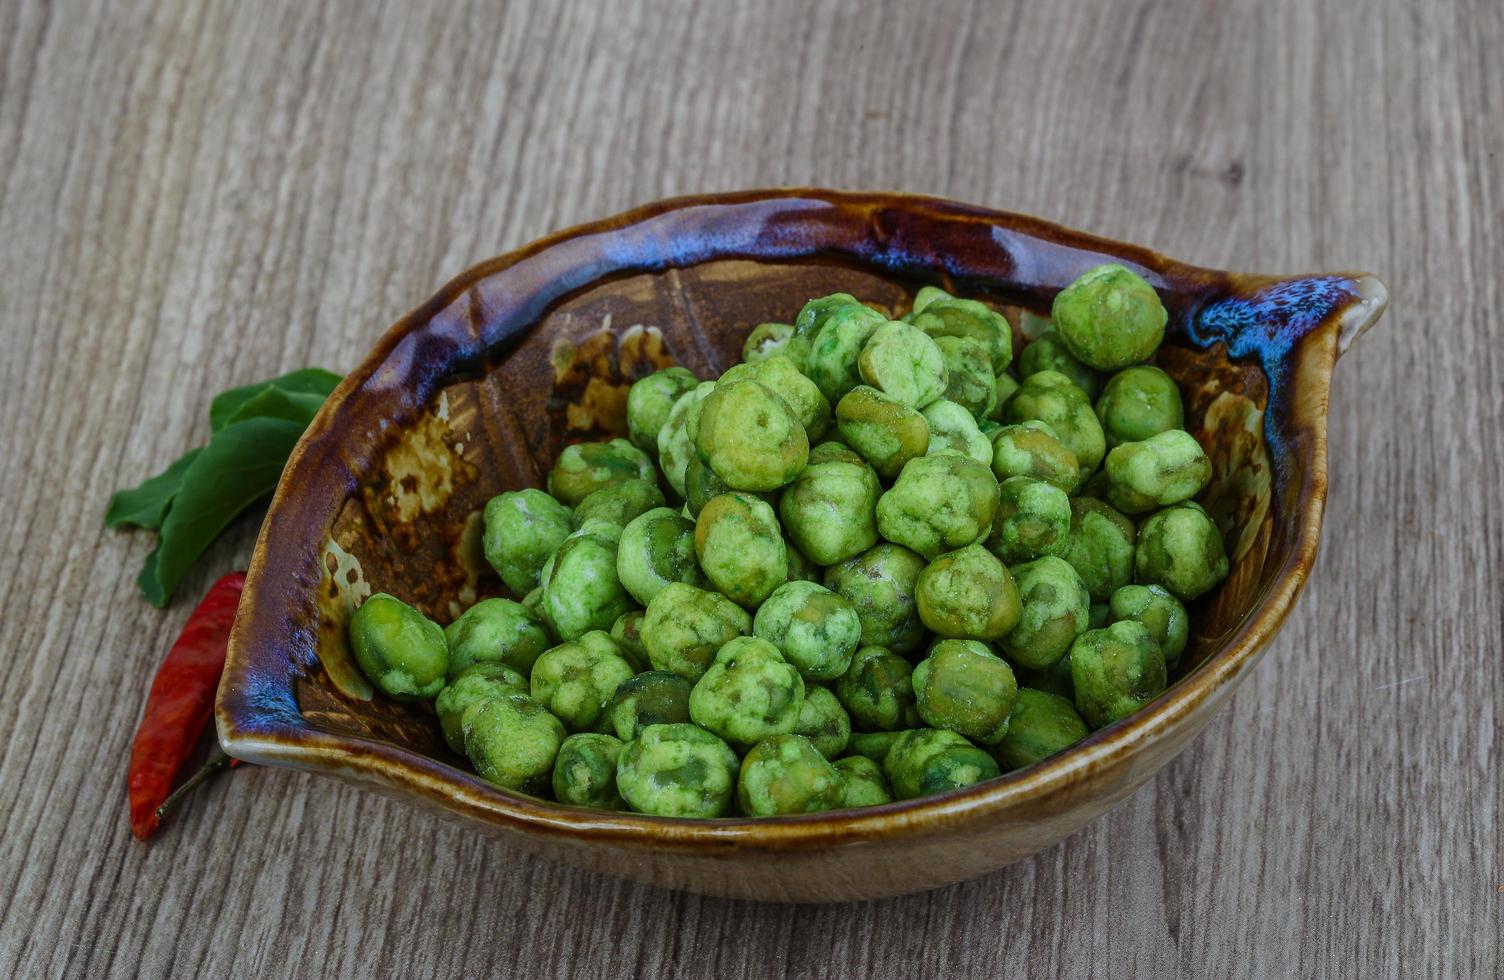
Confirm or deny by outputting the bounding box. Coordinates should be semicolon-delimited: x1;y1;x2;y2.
128;571;246;840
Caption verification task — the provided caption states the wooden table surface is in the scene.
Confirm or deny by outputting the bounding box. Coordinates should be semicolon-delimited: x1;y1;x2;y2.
2;0;1500;976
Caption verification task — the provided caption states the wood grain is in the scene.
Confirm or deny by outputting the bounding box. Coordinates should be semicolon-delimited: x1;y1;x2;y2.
0;0;1498;975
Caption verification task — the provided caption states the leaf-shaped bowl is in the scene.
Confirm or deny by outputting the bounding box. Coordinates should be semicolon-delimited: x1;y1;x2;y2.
217;190;1386;902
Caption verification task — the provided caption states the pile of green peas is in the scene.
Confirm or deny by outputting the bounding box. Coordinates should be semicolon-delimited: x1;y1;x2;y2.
348;263;1229;818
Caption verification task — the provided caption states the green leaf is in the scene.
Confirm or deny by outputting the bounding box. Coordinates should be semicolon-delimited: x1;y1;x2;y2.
208;368;341;433
221;385;331;429
103;448;203;530
138;416;307;607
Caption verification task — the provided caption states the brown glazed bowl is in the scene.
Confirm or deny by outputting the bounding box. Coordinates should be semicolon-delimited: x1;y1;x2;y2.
217;189;1386;902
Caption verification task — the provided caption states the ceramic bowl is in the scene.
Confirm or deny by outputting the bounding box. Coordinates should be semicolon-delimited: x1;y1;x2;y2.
216;190;1386;902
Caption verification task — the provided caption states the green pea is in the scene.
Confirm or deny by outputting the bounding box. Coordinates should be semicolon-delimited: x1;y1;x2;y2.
546;438;655;506
753;580;862;681
693;379;809;492
1095;365;1184;447
1004;370;1107;482
719;355;832;440
883;728;1001;800
552;733;627;810
1018;653;1075;701
572;478;666;529
915;544;1021;642
1018;328;1103;398
539;519;633;640
857;320;949;409
803;303;889;404
656;381;717;498
626;367;700;453
640;582;751;682
785;541;822;583
1060;497;1137;601
911;640;1018;744
1105;430;1212;514
986;476;1071;564
793;292;864;338
999;556;1091;670
877;454;998;560
794;685;852;758
835;385;930;480
825;543;929;654
992;688;1089;770
694;493;788;609
922;399;993;466
737;734;844;816
907;293;1013;373
833;755;893;807
1109;583;1189;669
934;335;997;418
349;593;448;700
742;321;795;365
616;723;740;818
835;646;921;731
443;597;552;680
989;372;1020;420
608;670;694;741
1069;620;1167;728
435;663;528;754
1134;501;1230;600
608;610;650;672
482;489;574;595
778;440;881;565
462;692;566;794
688;636;806;747
989;421;1079;493
529;631;637;733
845;729;911;763
1051;263;1168;370
616;506;705;605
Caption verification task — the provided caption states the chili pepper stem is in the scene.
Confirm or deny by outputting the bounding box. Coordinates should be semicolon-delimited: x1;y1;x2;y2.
154;747;233;825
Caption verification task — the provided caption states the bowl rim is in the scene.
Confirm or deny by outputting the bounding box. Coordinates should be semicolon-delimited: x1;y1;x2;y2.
216;188;1388;848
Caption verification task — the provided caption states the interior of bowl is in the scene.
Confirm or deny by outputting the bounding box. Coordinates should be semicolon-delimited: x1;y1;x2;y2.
220;190;1382;836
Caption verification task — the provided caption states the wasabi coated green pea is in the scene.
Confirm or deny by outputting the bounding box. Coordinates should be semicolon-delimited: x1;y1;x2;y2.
1089;602;1110;628
1104;429;1212;514
978;419;1004;439
989;421;1079;493
752;580;862;680
794;685;852;758
1004;370;1107;481
572;478;666;529
546;438;655;506
934;335;997;418
521;585;545;618
793;292;864;337
640;582;751;681
463;692;566;794
1134;501;1229;600
845;729;910;763
617;507;705;605
915;544;1021;641
688;636;806;746
999;556;1092;669
986;476;1071;564
877;454;998;560
1019;653;1075;701
835;646;920;731
719;355;832;440
444;597;552;679
552;733;627;809
835;385;930;480
1095;365;1184;447
778;440;881;564
616;723;740;818
608;670;694;741
857;320;949;409
1070;620;1166;728
908;293;1013;373
1018;328;1103;398
1052;263;1168;370
435;663;528;753
785;541;821;583
825;544;928;654
989;372;1020;420
803;303;889;404
1076;467;1113;501
626;366;700;453
539;519;633;640
1109;583;1189;669
483;489;574;595
742;321;795;364
656;380;717;498
349;593;448;700
694;380;809;492
911;640;1018;744
883;728;1001;800
834;755;893;807
992;688;1089;770
922;399;992;466
737;734;844;816
1060;498;1137;601
694;493;788;608
609;610;650;672
529;631;637;733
